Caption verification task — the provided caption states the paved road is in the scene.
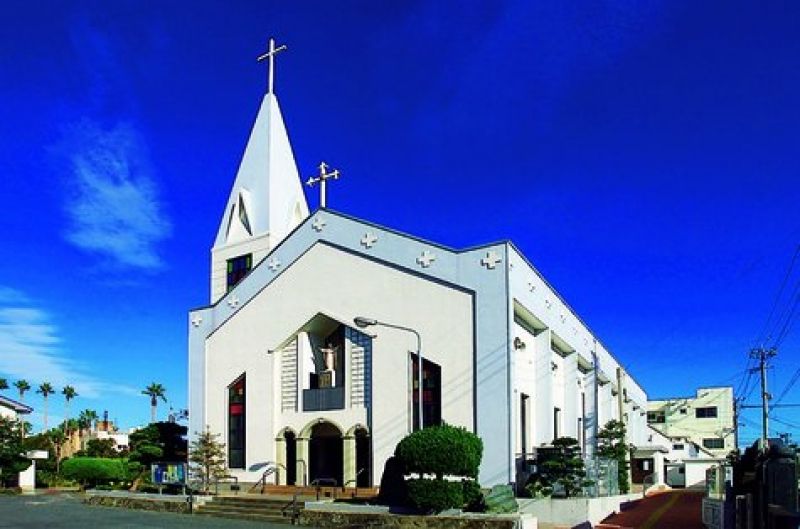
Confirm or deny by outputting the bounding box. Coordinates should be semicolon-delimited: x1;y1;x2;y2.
599;490;705;529
0;493;296;529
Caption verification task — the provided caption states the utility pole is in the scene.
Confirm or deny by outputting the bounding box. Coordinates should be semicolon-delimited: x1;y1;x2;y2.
733;397;740;453
750;347;776;451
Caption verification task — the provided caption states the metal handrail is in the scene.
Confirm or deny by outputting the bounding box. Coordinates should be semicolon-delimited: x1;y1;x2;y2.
281;490;302;525
213;474;239;495
248;465;279;494
342;468;365;492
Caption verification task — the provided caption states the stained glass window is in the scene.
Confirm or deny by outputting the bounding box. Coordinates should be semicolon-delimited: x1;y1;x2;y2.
226;254;252;292
228;374;245;468
411;354;441;429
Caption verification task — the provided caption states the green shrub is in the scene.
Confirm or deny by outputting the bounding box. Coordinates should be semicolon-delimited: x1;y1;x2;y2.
462;479;485;512
407;479;463;513
395;424;483;479
61;457;127;488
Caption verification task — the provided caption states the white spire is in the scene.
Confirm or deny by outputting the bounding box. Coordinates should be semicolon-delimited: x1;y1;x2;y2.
213;92;310;249
212;40;309;262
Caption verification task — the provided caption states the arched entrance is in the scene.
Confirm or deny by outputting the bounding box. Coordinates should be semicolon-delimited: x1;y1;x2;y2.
355;427;370;487
309;421;343;486
284;430;297;485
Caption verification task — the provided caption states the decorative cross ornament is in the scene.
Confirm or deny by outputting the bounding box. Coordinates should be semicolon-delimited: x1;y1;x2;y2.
480;251;502;269
305;161;340;208
191;315;203;328
268;258;282;272
416;250;436;268
256;37;288;94
312;217;326;232
361;232;378;249
227;296;240;309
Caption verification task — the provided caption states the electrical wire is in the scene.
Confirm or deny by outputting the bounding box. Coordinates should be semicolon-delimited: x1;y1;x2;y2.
770;367;800;411
756;245;800;346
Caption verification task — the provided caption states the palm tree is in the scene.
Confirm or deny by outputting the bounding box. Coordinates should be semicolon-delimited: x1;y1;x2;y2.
77;409;98;434
0;378;8;392
37;382;55;431
142;383;167;423
14;380;30;401
61;385;78;435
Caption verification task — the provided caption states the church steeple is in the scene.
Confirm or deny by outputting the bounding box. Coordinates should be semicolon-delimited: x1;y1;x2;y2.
210;39;310;303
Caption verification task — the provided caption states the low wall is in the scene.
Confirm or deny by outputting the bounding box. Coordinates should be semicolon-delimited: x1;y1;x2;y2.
518;494;640;527
84;491;211;514
299;503;537;529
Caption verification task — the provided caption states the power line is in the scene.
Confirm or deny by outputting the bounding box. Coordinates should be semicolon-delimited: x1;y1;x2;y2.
773;283;800;347
770;367;800;411
771;416;800;430
756;245;800;346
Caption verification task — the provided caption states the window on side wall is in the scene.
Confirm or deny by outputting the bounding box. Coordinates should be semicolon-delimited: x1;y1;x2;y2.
702;438;724;449
695;407;718;419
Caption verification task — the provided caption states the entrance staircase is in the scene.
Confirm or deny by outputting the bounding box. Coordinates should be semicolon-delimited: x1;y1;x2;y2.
194;495;303;524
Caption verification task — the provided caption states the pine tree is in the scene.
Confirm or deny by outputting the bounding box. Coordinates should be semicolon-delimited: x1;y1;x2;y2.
597;419;630;494
188;426;226;493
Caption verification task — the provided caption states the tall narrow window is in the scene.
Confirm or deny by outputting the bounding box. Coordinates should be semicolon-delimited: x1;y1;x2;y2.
411;354;441;429
226;254;253;292
520;393;529;455
228;375;246;468
553;407;561;440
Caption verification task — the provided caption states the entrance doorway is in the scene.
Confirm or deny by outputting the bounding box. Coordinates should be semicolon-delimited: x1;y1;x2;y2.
309;421;343;486
284;430;297;485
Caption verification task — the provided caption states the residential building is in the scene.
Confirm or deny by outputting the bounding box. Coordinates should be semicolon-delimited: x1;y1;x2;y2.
647;387;735;458
0;394;42;491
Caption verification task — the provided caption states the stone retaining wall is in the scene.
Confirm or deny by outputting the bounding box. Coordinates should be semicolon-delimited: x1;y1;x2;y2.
84;493;191;514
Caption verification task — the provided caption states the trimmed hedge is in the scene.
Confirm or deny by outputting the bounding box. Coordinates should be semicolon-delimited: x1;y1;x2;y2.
61;457;127;487
395;424;483;478
406;479;463;513
394;425;485;513
462;479;484;512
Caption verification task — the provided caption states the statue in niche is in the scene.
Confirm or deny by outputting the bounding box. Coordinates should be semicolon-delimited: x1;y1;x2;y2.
318;343;338;388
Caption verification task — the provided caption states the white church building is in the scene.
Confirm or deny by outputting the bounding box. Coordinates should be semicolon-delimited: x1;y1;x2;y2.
188;42;652;489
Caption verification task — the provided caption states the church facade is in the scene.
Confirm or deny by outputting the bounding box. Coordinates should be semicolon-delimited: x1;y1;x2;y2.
188;52;651;488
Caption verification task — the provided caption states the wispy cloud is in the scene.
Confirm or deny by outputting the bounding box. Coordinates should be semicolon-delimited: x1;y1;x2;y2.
61;120;172;271
0;286;138;400
56;19;171;272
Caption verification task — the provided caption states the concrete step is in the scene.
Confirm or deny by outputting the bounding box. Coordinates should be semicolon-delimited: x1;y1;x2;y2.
212;497;289;508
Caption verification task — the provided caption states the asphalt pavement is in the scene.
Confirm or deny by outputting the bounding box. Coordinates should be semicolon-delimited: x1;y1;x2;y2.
0;492;296;529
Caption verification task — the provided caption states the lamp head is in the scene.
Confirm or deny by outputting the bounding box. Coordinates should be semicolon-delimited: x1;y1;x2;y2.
354;317;377;328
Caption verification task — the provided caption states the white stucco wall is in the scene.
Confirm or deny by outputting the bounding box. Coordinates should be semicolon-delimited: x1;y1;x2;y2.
201;243;474;483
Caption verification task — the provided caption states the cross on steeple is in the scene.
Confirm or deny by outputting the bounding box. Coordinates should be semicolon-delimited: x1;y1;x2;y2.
306;161;341;209
257;37;288;94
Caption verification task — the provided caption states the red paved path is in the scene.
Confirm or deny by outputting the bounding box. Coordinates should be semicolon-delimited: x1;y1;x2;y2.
598;490;705;529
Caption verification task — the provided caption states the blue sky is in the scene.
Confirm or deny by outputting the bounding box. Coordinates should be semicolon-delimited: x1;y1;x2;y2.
1;1;798;444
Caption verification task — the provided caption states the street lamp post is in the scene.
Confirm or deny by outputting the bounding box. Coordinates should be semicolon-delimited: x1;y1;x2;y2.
354;316;424;431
